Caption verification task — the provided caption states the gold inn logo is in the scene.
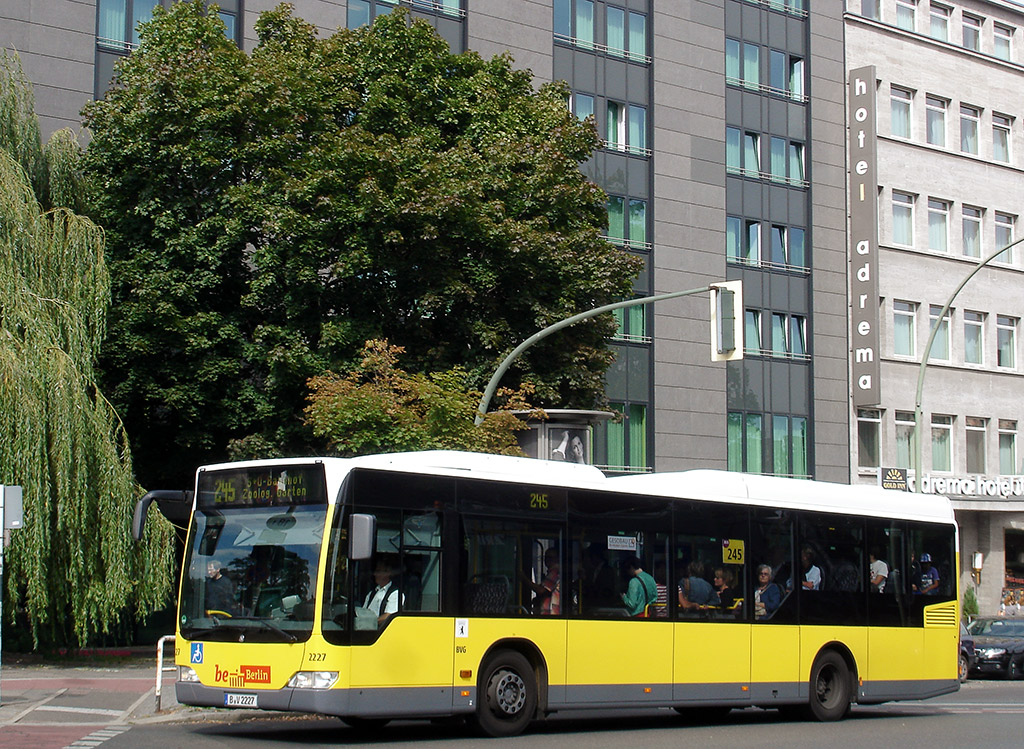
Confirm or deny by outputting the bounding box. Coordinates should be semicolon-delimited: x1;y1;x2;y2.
881;468;909;492
214;664;271;686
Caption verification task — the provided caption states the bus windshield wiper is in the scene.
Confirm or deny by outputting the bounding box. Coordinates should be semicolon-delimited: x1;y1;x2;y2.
210;614;298;643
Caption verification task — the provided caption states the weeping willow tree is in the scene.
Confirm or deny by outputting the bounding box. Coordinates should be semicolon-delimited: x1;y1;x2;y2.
0;51;174;648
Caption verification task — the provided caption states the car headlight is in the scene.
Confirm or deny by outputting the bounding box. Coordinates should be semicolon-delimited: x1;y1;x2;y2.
287;671;339;689
178;666;200;682
977;647;1007;659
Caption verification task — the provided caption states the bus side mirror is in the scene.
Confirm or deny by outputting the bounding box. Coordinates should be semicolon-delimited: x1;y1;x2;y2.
349;513;376;560
132;489;194;541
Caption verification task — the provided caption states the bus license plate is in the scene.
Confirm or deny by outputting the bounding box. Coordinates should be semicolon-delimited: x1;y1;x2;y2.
224;693;258;708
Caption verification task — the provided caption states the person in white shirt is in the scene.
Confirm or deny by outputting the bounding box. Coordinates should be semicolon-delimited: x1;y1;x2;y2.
363;556;404;627
800;547;821;590
869;548;889;593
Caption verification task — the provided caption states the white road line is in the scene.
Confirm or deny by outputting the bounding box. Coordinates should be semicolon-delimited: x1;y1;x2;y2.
63;724;130;749
36;705;124;717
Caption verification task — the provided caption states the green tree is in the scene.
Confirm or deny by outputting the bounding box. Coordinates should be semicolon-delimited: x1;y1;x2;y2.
305;339;538;456
83;2;639;487
0;52;173;648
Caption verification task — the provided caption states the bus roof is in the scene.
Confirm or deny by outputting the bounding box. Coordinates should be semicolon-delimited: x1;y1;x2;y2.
196;451;955;524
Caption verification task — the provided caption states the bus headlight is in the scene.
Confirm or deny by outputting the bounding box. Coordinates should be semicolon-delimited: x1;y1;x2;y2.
287;671;339;689
178;666;200;682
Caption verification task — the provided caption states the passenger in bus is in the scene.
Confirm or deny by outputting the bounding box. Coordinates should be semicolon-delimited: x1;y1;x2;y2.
869;548;889;593
205;560;237;614
799;546;822;590
621;556;658;617
363;555;404;627
523;547;560;614
915;552;940;595
582;544;618;609
754;564;782;619
653;561;669;617
678;560;720;611
714;567;740;610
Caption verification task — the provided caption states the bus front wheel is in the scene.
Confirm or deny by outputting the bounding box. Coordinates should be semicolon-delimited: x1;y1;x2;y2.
475;650;537;738
808;650;852;722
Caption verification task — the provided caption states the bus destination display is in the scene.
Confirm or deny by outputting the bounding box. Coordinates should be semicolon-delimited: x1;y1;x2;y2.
197;466;327;509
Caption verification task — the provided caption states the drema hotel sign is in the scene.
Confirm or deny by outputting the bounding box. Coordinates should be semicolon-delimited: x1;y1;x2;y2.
849;66;880;407
917;475;1024;499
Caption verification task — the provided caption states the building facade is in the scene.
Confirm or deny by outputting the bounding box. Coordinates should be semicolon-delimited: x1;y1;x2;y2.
846;0;1024;615
1;1;851;479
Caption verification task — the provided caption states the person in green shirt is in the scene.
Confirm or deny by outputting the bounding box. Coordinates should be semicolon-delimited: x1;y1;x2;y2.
621;556;658;617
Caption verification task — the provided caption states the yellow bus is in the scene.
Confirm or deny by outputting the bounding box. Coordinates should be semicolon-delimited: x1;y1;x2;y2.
136;450;959;736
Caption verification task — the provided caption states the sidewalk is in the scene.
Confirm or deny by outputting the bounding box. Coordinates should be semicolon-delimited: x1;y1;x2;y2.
0;648;266;747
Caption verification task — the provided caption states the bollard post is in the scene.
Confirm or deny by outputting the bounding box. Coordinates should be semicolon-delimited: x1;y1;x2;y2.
155;634;176;712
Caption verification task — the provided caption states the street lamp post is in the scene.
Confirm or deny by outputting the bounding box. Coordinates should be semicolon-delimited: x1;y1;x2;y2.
474;283;730;425
913;236;1024;487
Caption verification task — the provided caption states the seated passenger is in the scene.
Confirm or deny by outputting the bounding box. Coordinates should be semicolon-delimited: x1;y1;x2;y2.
915;552;940;595
799;546;822;590
621;556;658;617
754;564;782;620
522;547;561;614
714;567;740;609
869;548;889;593
678;561;720;611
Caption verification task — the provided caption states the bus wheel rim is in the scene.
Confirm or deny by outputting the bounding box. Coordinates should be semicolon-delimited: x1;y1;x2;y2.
491;669;527;716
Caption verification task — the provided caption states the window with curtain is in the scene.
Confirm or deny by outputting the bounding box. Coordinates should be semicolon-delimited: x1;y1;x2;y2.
628;404;647;469
606;101;623;150
554;0;571;36
770;225;787;265
573;93;595;121
98;0;128;48
962;14;982;51
960;105;980;155
995;212;1015;263
789;58;804;100
962;206;982;258
627;105;646;152
857;409;881;469
789;227;806;268
745;310;761;354
745;220;761;263
628;12;646;60
769;50;785;93
746;414;763;474
964;310;984;365
770;137;787;182
726;127;741;171
771;313;788;354
607;7;625;55
893;300;916;356
896;0;916;32
928;305;950;361
727;216;741;261
860;0;880;21
790;316;806;356
997;315;1017;368
891;86;912;139
743;43;760;90
788;143;804;184
132;0;159;46
993;114;1011;163
930;3;950;42
629;199;646;245
926;96;946;147
892;192;914;246
607;197;624;241
773;415;790;476
895;411;916;469
966;417;987;474
791;417;808;478
999;420;1018;475
726;39;741;83
576;0;595;48
727;412;743;472
994;24;1013;62
931;415;953;472
743;133;760;177
927;198;949;252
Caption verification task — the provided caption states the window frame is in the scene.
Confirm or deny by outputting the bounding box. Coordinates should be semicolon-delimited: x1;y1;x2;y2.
962;205;983;258
893;300;917;357
960;104;980;155
997;315;1018;369
928;304;951;361
963;310;985;365
965;416;987;474
890;85;913;139
926;95;947;147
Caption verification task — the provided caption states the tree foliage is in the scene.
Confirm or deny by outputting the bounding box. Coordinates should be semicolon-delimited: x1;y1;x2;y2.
305;340;538;456
83;2;639;485
0;51;173;647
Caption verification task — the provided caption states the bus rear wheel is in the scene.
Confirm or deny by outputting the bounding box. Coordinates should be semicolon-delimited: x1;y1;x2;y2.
808;650;852;722
475;650;537;738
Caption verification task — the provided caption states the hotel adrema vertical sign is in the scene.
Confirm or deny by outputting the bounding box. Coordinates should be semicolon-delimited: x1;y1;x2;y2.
849;67;880;407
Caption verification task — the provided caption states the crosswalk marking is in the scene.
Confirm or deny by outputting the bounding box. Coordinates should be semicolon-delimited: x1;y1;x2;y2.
63;724;130;749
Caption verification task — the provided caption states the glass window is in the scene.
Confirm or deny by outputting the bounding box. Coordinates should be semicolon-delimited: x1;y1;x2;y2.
745;310;762;353
860;0;880;21
928;198;949;252
629;199;646;246
628;404;647;469
743;43;760;90
728;412;743;471
966;417;987;474
790;227;806;268
770;137;787;182
892;191;915;246
790;315;806;356
896;0;916;32
963;14;982;51
607;6;625;56
891;86;912;139
132;0;159;46
999;420;1018;475
628;12;646;59
627;105;646;152
770;225;786;265
993;114;1011;164
98;0;128;48
895;411;916;469
995;24;1013;62
744;132;760;176
554;0;571;36
573;93;595;121
769;50;785;93
962;205;982;258
789;58;804;100
931;414;953;473
606;101;624;150
607;196;624;241
577;0;595;48
462;517;555;617
605;402;648;470
928;304;950;361
998;315;1017;368
894;300;916;356
930;3;950;42
745;220;761;263
348;0;371;29
964;310;985;365
726;127;741;171
773;415;790;476
926;96;946;147
771;313;788;354
858;409;881;469
726;38;741;83
789;143;804;184
960;105;980;155
791;417;808;477
996;212;1015;263
727;216;741;261
746;414;763;474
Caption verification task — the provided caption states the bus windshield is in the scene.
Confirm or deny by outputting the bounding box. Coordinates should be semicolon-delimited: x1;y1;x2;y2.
179;464;328;643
